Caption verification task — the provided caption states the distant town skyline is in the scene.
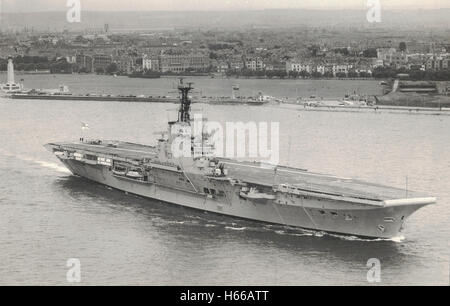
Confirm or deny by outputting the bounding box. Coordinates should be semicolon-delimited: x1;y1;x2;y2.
1;0;450;13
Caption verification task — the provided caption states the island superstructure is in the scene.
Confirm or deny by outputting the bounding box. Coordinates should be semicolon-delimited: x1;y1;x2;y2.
45;80;435;239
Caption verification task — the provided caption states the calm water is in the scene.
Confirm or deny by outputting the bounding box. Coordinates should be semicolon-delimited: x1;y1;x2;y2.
0;75;448;285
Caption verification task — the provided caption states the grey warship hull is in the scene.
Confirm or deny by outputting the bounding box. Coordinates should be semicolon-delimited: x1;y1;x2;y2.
45;140;435;239
45;80;435;239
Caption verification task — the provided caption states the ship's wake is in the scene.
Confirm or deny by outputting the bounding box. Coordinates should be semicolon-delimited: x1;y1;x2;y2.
0;151;70;174
262;226;404;242
34;160;71;173
171;214;406;242
323;232;405;242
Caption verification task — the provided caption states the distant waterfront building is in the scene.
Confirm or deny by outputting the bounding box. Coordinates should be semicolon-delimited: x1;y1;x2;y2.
391;52;408;69
142;55;160;71
372;58;384;68
228;57;244;71
355;68;372;76
159;54;209;73
75;54;93;73
65;56;76;64
113;56;134;74
264;61;285;71
332;64;350;76
426;55;450;70
245;57;264;71
216;62;229;73
316;65;326;75
377;47;396;64
406;55;426;71
93;54;112;72
286;61;312;73
377;48;407;68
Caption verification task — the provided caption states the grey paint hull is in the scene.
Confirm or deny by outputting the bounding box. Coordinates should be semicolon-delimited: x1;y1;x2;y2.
61;159;425;239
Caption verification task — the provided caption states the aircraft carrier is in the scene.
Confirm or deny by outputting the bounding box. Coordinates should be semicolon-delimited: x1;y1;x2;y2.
45;80;436;239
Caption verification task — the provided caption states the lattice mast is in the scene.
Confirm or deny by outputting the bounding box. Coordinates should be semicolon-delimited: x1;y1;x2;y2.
177;79;194;123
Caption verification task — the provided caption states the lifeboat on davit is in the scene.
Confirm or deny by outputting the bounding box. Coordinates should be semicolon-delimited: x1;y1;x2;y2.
239;187;276;204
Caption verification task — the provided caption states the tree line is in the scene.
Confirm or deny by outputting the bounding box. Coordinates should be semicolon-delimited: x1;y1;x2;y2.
372;67;450;81
225;69;372;79
0;56;73;73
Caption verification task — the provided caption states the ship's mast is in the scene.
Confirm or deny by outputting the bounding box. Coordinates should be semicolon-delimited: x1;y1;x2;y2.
177;79;194;123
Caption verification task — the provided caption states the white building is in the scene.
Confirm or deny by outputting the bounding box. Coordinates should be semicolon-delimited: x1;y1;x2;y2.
66;56;76;64
286;61;312;73
372;58;384;68
316;65;326;75
245;57;264;71
332;64;350;76
142;55;160;71
217;62;229;73
377;48;408;68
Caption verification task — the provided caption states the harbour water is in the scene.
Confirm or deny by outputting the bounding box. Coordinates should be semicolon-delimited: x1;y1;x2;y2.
0;75;448;285
4;73;383;98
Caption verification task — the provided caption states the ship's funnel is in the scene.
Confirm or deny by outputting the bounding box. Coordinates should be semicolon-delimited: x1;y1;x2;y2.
7;58;15;85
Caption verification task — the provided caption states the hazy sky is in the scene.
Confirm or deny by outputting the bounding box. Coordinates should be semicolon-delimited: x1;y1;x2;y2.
1;0;449;12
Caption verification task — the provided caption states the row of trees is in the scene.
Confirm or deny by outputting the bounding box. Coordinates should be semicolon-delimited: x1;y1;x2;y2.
229;67;450;80
94;64;217;76
0;56;75;72
8;55;49;64
372;66;450;80
0;57;74;73
225;69;373;79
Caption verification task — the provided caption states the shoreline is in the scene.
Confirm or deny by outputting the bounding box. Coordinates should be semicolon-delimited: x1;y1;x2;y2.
2;71;450;82
0;71;379;81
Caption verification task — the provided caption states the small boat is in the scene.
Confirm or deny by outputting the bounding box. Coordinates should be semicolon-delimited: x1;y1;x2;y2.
126;169;144;179
112;165;127;176
53;150;69;159
240;187;276;203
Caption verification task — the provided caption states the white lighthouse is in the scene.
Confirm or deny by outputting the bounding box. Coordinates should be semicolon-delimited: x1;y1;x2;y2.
7;57;15;84
1;57;23;94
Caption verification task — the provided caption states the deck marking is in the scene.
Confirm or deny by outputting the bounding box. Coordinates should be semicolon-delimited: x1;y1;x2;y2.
66;143;156;156
222;160;343;179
